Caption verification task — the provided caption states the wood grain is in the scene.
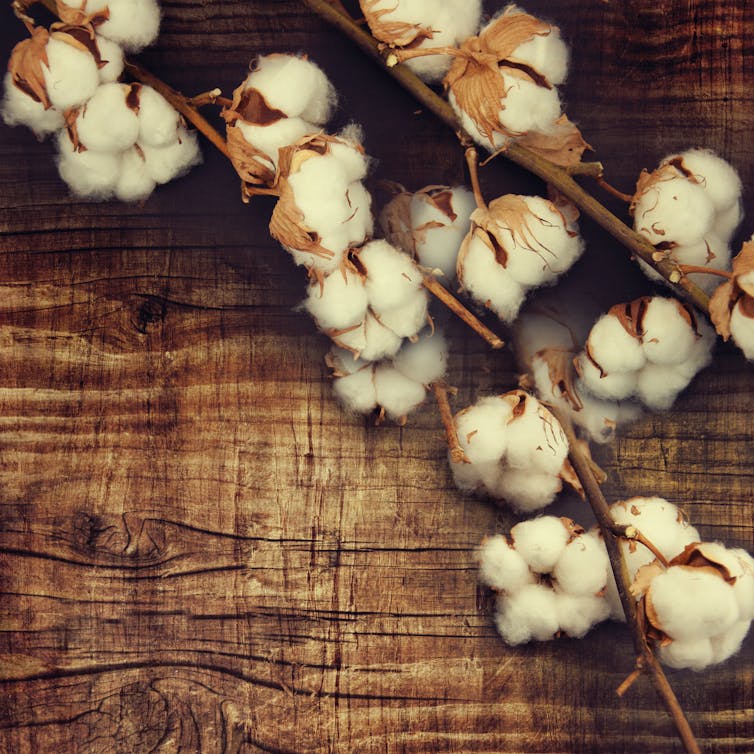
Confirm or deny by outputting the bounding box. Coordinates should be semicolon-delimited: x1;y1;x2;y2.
0;1;753;752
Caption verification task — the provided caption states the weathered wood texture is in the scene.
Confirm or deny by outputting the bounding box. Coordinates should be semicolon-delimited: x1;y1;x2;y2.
0;1;753;752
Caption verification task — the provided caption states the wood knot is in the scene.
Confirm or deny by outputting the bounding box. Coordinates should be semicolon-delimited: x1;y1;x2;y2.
132;295;168;334
71;512;167;564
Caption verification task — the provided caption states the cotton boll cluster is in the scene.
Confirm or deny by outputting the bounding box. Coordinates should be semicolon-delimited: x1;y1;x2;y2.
632;149;742;292
223;54;337;189
359;0;483;83
56;82;201;200
442;6;588;166
55;0;160;53
379;185;476;281
478;517;611;645
575;296;715;410
303;239;429;361
450;391;573;512
710;239;754;361
327;329;447;421
269;130;374;275
457;194;585;324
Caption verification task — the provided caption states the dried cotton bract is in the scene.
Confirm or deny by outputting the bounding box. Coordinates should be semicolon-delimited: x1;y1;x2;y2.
575;296;714;411
380;184;476;281
360;0;483;83
478;517;611;645
450;391;573;513
632;149;742;292
457;194;585;324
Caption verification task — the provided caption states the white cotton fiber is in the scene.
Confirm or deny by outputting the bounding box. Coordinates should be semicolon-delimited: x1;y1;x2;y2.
56;131;121;198
373;364;427;419
96;0;161;52
710;620;752;665
392;329;447;385
505;396;567;475
586;313;646;373
304;269;368;331
115;146;156;202
670;148;742;214
555;592;610;639
458;235;525;322
730;303;754;360
635;361;696;410
243;54;335;124
633;174;715;246
552;533;609;596
511;517;570;573
140;127;202;184
375;288;428;339
511;27;569;86
75;83;140;153
361;240;424;313
95;35;125;84
672;235;733;293
136;85;180;148
641;297;698;365
1;73;64;136
332;367;378;414
657;637;715;671
478;535;536;593
713;201;743;242
576;352;638;401
498;72;563;138
495;584;560;644
343;312;403;363
42;36;100;111
449;90;510;152
454;397;513;465
237;118;317;171
493;469;562;513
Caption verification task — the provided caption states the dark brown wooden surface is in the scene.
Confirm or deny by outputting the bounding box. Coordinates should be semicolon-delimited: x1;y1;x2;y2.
1;1;753;752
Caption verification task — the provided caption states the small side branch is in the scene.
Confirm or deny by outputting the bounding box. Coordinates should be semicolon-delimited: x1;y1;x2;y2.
433;383;469;464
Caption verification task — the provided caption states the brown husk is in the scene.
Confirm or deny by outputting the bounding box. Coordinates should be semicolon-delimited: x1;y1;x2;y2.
517;115;591;168
709;240;754;339
54;0;110;27
7;27;52;107
359;0;435;47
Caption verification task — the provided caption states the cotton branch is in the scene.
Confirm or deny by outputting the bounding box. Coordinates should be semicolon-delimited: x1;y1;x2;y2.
299;0;711;315
550;406;703;754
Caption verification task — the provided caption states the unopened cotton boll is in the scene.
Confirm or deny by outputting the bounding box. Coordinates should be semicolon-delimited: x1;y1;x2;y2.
1;73;65;136
141;127;202;184
510;517;571;574
494;584;560;645
42;36;101;111
304;268;368;331
95;0;161;52
478;535;536;593
75;83;140;153
392;329;447;385
56;131;121;198
373;364;427;420
115;146;156;202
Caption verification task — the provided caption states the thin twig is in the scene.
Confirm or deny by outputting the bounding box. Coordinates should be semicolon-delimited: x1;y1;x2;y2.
433;383;469;464
300;0;711;315
549;406;702;754
678;265;732;280
465;147;487;209
566;161;604;178
597;176;634;203
612;523;670;568
422;276;505;350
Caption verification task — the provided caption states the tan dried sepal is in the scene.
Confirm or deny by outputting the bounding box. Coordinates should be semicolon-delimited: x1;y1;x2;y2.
536;347;583;410
670;542;743;583
50;23;104;68
225;125;276;187
54;0;110;28
359;0;435;47
709;241;754;338
630;162;686;218
221;77;287;127
559;516;586;542
480;6;553;62
631;559;665;600
516;115;592;168
7;27;52;108
607;296;652;340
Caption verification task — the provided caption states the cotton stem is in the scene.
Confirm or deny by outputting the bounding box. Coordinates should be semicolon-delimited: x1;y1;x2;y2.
300;0;711;315
465;147;487;210
433;383;469;465
549;406;702;754
422;276;505;350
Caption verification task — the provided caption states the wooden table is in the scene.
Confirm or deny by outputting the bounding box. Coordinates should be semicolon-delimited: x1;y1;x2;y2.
1;1;752;751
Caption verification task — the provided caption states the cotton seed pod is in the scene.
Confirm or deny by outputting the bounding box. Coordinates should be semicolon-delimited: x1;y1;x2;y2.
457;194;584;323
380;184;476;281
710;239;754;360
360;0;482;83
450;390;573;512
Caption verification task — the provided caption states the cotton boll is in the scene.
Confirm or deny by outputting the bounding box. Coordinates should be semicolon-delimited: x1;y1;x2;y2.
498;73;562;138
511;28;569;86
328;138;370;184
358;313;403;362
648;567;739;642
97;0;161;52
635;361;694;410
633;176;714;246
449;90;510;152
340;181;374;244
586;313;647;374
1;73;65;136
511;517;570;574
657;637;715;671
56;131;121;198
42;37;100;111
451;458;500;495
493;469;562;513
373;364;427;419
140;127;202;184
641;298;698;365
115;146;156;202
75;83;140;153
458;235;526;322
730;304;754;360
713;201;743;242
553;534;610;596
304;269;368;331
454;397;513;465
478;535;536;593
672;235;733;294
333;365;378;414
242;54;336;124
505;396;567;475
237;118;318;170
576;351;638;401
494;584;560;645
710;620;752;665
94;36;124;83
136;85;181;148
361;240;424;313
555;593;610;638
393;330;447;385
375;288;429;339
672;148;742;214
732;551;754;621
